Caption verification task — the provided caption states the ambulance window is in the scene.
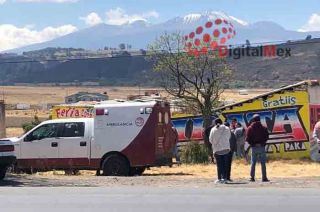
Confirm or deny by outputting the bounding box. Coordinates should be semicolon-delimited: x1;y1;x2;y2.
164;112;169;124
61;122;85;137
158;112;162;123
26;123;60;141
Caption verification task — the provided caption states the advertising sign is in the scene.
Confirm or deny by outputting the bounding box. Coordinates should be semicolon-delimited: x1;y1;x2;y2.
220;90;310;158
51;106;94;119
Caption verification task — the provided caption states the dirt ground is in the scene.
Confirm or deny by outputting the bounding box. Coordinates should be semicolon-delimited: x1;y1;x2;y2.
2;160;320;188
0;86;268;105
6;127;24;137
2;86;268;132
146;160;320;178
0;86;164;105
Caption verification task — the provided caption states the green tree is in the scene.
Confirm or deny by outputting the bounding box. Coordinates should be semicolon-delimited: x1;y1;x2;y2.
148;32;233;130
22;115;41;133
148;32;233;161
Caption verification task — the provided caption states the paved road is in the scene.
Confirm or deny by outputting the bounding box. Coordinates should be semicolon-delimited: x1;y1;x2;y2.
0;187;320;212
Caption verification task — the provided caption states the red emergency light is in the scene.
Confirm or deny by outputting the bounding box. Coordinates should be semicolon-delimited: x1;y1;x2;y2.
96;108;108;116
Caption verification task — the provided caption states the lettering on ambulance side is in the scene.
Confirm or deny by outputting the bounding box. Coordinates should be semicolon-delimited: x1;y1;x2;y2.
106;122;133;127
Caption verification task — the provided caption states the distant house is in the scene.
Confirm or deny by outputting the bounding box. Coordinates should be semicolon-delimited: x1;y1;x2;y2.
65;92;108;104
16;103;31;110
238;89;249;95
81;82;100;86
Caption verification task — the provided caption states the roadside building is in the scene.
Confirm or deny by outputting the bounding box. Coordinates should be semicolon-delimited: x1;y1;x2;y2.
16;103;31;110
214;80;320;161
65;92;108;104
171;80;320;161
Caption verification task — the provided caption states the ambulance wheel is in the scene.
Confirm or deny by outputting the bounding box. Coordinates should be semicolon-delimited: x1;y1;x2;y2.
102;154;129;176
129;167;146;176
0;167;7;180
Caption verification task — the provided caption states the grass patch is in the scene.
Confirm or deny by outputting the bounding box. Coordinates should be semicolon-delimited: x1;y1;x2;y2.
180;142;210;164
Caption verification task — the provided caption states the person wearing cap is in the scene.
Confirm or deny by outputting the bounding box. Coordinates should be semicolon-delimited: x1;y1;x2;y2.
246;114;269;182
209;118;231;184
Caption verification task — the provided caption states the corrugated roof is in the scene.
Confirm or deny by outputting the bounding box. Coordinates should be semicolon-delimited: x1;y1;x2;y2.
66;92;108;98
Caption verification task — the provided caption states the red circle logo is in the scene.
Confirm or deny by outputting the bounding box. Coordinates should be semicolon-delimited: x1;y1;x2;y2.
135;117;144;127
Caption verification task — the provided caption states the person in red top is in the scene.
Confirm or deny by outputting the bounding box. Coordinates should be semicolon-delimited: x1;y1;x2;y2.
246;114;269;182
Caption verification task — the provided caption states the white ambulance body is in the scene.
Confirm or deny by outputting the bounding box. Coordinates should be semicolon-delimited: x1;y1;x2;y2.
9;100;176;176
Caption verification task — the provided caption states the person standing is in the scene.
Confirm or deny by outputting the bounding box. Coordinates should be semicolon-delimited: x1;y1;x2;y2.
234;123;246;158
224;122;237;182
203;121;215;163
246;114;269;182
311;121;320;160
312;120;320;144
231;118;237;131
209;118;231;184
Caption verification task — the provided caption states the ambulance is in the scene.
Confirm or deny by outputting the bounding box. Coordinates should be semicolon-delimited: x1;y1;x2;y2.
8;100;177;176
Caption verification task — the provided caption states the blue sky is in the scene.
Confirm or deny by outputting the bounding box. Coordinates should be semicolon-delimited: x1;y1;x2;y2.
0;0;320;51
0;0;319;29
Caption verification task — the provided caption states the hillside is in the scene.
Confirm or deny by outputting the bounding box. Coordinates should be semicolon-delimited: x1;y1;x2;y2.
0;39;319;88
230;39;320;87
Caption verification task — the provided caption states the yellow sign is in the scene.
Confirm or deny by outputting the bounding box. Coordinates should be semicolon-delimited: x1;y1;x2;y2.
51;106;94;119
219;90;310;159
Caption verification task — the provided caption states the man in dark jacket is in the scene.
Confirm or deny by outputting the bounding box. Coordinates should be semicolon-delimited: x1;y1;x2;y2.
246;114;269;182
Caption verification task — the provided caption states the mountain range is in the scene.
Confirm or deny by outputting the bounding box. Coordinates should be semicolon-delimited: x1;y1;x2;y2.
1;37;320;88
7;11;320;53
1;11;320;88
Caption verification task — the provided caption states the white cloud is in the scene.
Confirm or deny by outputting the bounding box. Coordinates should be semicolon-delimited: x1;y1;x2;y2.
143;10;160;19
299;13;320;32
0;0;6;4
0;24;78;51
105;7;159;25
15;0;79;3
80;12;103;26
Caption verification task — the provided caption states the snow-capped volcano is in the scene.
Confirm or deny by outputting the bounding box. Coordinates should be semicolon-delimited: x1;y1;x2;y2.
182;11;247;26
183;13;202;24
5;11;320;53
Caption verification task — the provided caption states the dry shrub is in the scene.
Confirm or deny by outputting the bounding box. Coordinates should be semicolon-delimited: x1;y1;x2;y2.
180;142;210;164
